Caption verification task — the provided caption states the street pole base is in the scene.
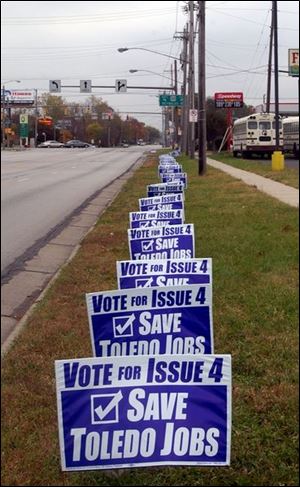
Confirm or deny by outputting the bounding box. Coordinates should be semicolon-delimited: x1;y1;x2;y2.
271;151;285;171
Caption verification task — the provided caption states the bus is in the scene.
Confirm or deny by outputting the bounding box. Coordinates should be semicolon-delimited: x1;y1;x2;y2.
232;112;283;158
282;116;299;158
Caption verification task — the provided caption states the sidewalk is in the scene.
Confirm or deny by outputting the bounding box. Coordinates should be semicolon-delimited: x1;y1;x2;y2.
207;157;299;208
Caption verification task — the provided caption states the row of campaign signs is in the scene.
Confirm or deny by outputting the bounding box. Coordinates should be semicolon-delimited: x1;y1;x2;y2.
55;152;232;472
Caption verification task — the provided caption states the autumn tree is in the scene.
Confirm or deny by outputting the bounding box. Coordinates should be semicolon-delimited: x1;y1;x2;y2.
40;94;67;122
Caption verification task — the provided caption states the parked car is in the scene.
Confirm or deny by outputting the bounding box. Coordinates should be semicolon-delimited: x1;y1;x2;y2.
37;140;65;148
122;142;129;148
64;140;93;148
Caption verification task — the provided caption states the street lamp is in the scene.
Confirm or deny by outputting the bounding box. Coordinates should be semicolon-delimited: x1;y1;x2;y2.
118;47;182;62
129;69;173;82
2;80;21;149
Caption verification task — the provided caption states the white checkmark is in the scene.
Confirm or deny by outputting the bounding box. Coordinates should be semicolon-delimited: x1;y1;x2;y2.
94;391;123;421
142;240;153;251
114;314;135;336
137;277;153;288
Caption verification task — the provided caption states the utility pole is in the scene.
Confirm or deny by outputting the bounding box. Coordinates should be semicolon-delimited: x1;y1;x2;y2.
34;89;38;146
170;63;174;148
271;0;284;169
180;25;189;154
198;0;206;174
175;25;189;154
188;0;195;159
266;7;274;112
2;84;6;150
174;59;178;147
273;0;279;150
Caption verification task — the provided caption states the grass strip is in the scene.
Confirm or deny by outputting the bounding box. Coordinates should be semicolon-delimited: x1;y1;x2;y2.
1;153;299;486
208;151;299;189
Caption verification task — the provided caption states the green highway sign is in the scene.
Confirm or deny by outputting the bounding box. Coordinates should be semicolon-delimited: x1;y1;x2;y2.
159;94;183;107
20;123;29;137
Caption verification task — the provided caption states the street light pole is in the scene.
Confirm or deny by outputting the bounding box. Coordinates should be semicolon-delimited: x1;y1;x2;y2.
118;47;181;62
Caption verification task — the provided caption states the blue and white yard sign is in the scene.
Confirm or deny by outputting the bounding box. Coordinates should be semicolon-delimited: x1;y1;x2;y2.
158;165;182;176
159;155;176;163
147;182;185;197
128;224;194;260
116;258;212;289
139;193;184;212
162;173;188;189
55;354;232;470
86;284;213;357
129;209;184;228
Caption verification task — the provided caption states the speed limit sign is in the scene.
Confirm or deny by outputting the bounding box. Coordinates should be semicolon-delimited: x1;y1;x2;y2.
19;114;28;124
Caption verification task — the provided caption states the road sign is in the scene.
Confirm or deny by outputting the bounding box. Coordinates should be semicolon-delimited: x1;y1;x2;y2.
49;80;61;93
159;95;183;107
19;114;28;124
115;79;127;93
214;92;243;108
80;80;92;93
189;109;198;122
288;49;299;77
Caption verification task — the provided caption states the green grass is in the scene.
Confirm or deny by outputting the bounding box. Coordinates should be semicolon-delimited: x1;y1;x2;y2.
1;153;299;486
208;151;299;189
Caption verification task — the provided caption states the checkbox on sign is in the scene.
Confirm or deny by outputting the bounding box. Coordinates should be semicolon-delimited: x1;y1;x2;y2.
141;239;154;252
91;391;123;424
113;314;135;337
136;277;153;288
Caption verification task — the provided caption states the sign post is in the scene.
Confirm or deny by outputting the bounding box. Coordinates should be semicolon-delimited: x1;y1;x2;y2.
215;92;243;151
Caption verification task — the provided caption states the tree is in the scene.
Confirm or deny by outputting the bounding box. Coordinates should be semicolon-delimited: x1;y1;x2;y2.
86;122;105;144
40;94;67;122
144;125;161;143
205;97;254;151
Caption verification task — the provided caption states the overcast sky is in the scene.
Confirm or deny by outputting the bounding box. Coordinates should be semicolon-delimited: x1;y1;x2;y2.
1;1;299;130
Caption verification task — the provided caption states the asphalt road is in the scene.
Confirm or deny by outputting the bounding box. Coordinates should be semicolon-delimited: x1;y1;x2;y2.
1;146;153;277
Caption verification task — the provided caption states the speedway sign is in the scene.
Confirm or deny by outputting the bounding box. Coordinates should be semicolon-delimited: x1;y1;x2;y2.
116;258;212;289
139;194;184;212
214;92;243;108
86;284;213;357
128;224;195;260
55;354;232;470
1;89;35;105
129;210;184;228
